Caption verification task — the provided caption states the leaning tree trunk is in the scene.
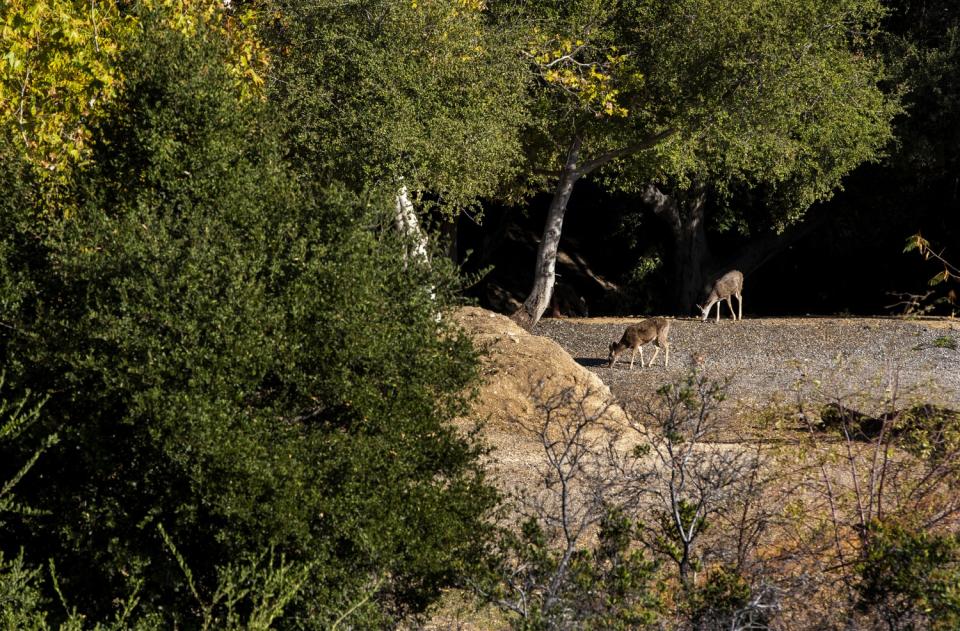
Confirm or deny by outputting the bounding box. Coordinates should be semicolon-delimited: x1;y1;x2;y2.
394;185;430;265
513;136;583;329
642;183;711;312
394;185;440;317
515;130;676;329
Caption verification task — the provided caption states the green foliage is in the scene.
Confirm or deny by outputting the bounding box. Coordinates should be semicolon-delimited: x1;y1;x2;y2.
897;404;960;461
652;499;707;572
0;542;312;631
0;377;145;630
0;551;49;631
573;510;662;630
517;0;642;122
613;252;665;315
0;0;266;179
627;0;897;224
934;335;959;350
262;0;529;214
0;0;126;174
817;402;960;461
0;386;56;629
484;509;661;630
0;4;496;628
156;524;314;631
493;0;661;196
912;336;957;350
856;520;960;630
499;0;896;219
882;1;960;188
687;566;764;631
904;233;960;287
653;372;728;443
630;369;764;615
0;377;53;521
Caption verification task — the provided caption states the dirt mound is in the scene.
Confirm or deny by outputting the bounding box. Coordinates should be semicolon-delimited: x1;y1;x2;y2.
450;307;628;489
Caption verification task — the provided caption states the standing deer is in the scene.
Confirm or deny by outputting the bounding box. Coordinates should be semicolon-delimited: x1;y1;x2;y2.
698;270;744;322
608;317;671;369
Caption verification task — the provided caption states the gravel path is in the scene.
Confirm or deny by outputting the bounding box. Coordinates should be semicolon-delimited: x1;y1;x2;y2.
535;317;960;420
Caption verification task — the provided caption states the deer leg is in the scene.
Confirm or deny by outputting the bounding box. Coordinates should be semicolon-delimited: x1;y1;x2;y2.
714;301;720;323
639;346;646;368
737;293;743;320
655;336;670;368
648;346;660;367
629;346;637;370
726;297;736;319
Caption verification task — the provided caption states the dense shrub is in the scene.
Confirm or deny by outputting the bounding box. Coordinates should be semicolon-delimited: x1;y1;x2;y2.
0;7;495;628
856;520;960;630
483;510;661;630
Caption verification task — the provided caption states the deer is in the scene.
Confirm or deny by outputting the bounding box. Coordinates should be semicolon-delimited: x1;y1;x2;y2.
697;270;744;322
608;317;671;370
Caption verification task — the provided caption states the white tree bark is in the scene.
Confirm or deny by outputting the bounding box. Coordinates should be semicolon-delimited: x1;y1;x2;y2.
394;184;439;318
515;137;583;329
394;185;430;265
516;129;676;330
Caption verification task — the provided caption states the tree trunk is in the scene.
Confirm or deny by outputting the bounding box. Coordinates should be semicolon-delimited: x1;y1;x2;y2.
394;185;430;265
439;214;459;264
643;183;711;313
394;185;439;317
678;549;693;590
674;188;710;312
514;136;583;329
513;130;675;329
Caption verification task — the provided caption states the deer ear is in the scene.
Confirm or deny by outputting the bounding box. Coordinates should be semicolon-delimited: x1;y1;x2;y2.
609;341;616;351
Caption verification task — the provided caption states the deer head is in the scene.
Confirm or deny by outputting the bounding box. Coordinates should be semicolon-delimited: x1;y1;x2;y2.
607;340;620;366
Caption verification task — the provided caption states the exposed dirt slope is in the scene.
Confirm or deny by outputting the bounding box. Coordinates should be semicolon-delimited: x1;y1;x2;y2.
450;307;627;490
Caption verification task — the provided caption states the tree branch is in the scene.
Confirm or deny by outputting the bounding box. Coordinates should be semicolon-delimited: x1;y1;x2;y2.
574;128;677;177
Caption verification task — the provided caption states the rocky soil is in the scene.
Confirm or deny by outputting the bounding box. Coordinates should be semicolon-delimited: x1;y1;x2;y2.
430;309;960;629
453;308;960;490
536;315;960;422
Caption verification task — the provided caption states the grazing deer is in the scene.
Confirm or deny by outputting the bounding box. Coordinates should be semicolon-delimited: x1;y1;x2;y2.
697;270;744;322
608;317;671;370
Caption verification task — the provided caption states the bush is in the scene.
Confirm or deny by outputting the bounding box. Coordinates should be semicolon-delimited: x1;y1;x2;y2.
687;566;768;631
474;381;661;630
0;7;494;628
856;520;960;630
